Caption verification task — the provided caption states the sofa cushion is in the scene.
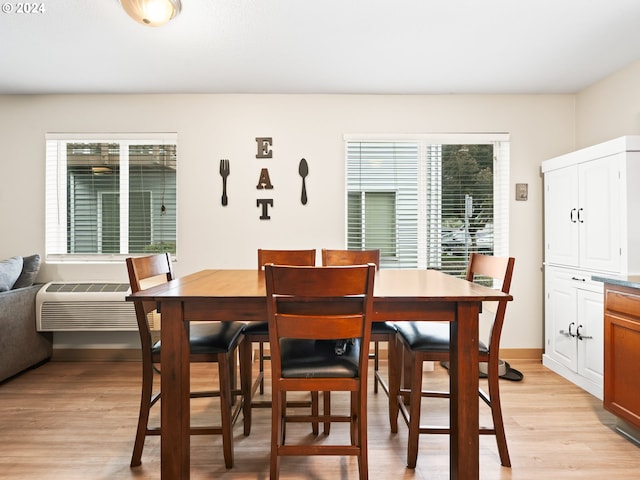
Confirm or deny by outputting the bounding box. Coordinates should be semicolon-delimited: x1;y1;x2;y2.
13;254;42;289
0;256;23;292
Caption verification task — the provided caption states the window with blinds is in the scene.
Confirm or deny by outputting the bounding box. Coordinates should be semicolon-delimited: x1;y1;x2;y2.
345;134;509;276
45;134;177;262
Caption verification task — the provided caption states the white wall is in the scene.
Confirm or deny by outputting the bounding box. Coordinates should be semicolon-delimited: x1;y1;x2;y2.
576;60;640;147
0;93;577;350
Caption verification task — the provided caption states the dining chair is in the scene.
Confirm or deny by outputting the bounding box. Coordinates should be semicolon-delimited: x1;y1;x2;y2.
391;253;515;468
240;248;318;434
321;249;396;393
265;263;376;480
126;253;248;469
321;248;398;433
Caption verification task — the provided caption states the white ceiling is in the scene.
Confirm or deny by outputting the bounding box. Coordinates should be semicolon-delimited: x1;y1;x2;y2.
2;0;640;95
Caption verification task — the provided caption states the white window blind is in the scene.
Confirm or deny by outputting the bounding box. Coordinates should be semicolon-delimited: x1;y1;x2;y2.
347;142;419;267
345;134;509;276
45;133;177;263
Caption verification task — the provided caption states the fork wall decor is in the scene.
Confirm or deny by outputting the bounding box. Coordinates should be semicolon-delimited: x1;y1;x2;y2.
219;159;230;206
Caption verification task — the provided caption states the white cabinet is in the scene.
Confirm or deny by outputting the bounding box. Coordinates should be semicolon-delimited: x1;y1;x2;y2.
544;154;622;272
542;136;640;399
544;165;579;267
544;266;603;398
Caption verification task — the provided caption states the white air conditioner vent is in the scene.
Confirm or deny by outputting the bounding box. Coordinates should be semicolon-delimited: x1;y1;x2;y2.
36;282;148;332
45;283;130;294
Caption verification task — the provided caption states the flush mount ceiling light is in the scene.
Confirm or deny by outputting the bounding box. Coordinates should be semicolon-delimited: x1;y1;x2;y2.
91;166;113;175
120;0;182;27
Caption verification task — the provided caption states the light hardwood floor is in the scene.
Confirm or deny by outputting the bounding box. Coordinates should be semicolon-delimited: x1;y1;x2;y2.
0;358;638;479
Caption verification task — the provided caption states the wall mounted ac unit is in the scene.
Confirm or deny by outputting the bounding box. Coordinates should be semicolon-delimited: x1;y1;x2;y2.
36;282;149;332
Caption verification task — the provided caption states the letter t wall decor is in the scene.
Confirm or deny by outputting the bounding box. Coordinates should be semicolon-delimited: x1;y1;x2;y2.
256;137;274;220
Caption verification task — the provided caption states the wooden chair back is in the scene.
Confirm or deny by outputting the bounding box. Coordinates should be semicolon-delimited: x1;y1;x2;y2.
265;264;376;384
126;253;173;354
465;252;515;353
257;249;316;269
322;248;380;270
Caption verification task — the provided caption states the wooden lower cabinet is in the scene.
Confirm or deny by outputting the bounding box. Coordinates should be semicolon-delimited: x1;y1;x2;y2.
603;283;640;429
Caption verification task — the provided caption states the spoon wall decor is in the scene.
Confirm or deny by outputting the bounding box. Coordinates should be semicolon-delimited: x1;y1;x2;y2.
298;158;308;205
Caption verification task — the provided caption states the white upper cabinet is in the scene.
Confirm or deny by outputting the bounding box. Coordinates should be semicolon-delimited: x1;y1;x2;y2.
542;136;640;276
578;155;622;273
544;163;580;267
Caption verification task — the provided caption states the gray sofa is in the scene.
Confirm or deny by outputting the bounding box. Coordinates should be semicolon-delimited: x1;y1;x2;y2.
0;255;53;382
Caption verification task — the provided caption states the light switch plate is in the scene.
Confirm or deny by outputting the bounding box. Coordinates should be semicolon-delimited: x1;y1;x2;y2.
516;183;528;201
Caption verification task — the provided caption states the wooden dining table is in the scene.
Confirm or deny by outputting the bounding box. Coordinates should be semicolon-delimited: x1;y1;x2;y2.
127;268;513;480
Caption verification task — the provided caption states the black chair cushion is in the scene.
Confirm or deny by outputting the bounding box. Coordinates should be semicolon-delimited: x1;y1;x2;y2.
395;321;488;353
152;321;245;355
279;339;360;378
243;321;269;336
371;321;397;334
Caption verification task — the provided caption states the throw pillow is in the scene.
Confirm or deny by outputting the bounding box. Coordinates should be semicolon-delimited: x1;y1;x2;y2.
0;256;23;292
13;253;42;289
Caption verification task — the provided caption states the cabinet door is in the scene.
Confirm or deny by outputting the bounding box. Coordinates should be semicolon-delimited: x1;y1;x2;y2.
545;268;578;371
604;285;640;428
577;288;604;385
545;166;579;267
578;155;621;272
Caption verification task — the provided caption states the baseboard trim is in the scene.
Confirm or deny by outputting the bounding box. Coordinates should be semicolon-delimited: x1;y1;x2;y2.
52;348;141;362
499;348;543;360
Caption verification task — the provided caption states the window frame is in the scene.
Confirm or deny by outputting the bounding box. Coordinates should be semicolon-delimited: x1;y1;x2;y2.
45;133;178;264
344;133;510;272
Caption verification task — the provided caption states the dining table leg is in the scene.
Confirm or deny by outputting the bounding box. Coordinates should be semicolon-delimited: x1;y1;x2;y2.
449;302;480;480
161;300;191;479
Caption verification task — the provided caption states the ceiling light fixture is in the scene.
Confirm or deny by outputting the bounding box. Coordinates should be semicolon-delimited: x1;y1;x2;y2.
91;166;113;175
120;0;182;27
